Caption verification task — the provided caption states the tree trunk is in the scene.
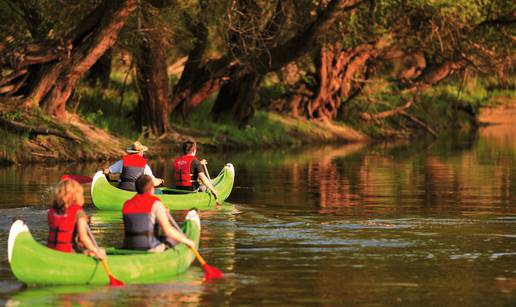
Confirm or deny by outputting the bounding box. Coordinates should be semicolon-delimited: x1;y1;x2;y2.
19;0;137;119
274;41;381;120
133;8;170;136
171;0;365;124
211;72;262;125
260;0;365;73
170;12;233;118
86;48;112;89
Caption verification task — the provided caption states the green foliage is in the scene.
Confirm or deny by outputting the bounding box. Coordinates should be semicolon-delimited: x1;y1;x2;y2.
1;0;513;148
340;74;514;139
0;109;23;121
0;0;98;40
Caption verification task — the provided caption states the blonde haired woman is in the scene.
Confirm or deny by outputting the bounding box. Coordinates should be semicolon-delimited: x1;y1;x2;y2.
47;179;106;259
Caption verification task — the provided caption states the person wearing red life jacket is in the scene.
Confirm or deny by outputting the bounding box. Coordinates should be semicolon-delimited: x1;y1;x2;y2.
103;141;164;192
122;175;195;252
47;179;106;259
173;140;218;198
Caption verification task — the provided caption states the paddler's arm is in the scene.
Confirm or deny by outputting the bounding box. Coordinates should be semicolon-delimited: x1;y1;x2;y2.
198;172;218;199
77;216;106;260
155;202;195;249
103;160;122;175
144;165;164;187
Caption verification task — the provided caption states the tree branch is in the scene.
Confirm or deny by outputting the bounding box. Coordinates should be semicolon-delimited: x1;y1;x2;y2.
0;117;81;141
264;0;366;72
360;98;414;121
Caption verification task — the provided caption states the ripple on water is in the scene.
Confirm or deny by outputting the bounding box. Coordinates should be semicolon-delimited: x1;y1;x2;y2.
489;252;516;260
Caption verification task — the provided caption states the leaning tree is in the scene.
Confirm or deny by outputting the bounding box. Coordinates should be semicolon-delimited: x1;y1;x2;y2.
170;0;367;125
270;0;515;128
0;0;138;119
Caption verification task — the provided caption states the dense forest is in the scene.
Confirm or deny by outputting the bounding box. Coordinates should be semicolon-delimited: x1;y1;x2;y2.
0;0;514;160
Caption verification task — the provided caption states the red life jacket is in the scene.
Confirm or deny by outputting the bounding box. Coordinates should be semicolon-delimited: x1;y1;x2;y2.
47;204;84;253
122;193;162;250
120;154;148;191
173;155;196;187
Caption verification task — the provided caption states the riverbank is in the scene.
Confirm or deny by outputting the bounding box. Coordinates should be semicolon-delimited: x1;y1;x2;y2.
0;105;125;164
0;104;368;164
478;96;516;150
0;80;512;164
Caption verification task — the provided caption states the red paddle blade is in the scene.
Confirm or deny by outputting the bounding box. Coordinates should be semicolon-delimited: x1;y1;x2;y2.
202;264;223;279
60;174;93;184
108;275;124;286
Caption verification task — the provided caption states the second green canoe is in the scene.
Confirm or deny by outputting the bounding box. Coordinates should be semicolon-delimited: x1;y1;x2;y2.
91;163;235;211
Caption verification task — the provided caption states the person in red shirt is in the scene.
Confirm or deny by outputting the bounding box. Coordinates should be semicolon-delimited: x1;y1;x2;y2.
47;179;106;259
122;175;195;252
173;141;218;198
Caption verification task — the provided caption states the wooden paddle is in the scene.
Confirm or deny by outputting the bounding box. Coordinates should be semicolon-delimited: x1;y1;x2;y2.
200;161;220;207
86;226;124;286
60;174;93;184
167;212;223;280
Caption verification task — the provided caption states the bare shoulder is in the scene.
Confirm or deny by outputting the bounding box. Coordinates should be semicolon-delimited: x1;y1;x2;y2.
152;200;167;214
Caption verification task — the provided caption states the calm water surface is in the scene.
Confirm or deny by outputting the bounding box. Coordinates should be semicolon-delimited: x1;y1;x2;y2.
0;129;515;305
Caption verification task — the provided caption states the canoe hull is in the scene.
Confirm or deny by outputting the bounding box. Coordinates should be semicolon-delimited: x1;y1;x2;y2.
91;163;235;211
8;211;201;286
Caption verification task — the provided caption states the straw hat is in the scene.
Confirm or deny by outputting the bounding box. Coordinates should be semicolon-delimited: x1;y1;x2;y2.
126;141;148;153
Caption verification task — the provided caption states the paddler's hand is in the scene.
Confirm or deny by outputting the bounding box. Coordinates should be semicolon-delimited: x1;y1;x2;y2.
200;159;207;165
93;248;106;260
153;178;164;187
183;238;196;249
211;189;218;199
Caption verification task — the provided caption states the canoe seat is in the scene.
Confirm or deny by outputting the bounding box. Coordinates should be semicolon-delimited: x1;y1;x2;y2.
105;247;152;255
158;188;195;195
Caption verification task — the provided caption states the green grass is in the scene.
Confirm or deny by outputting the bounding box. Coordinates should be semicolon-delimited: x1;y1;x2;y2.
71;78;319;147
71;83;139;139
174;98;299;147
0;129;23;164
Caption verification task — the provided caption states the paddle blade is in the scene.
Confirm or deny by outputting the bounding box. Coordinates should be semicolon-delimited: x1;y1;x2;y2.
108;274;125;286
202;264;223;279
60;174;92;184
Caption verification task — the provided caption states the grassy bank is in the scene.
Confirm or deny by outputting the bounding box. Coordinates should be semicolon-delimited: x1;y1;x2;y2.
172;98;366;149
0;104;124;164
73;80;368;152
1;72;511;164
72;70;515;148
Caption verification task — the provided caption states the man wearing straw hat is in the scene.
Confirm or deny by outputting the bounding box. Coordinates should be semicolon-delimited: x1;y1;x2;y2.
103;141;164;192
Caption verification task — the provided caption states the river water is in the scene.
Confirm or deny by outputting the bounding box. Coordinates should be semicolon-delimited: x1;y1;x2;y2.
0;125;515;305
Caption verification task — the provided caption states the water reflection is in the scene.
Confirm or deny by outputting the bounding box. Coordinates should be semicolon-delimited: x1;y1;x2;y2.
228;136;514;215
0;128;515;305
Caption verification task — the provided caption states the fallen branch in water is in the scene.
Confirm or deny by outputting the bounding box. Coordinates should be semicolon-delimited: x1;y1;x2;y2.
399;111;437;138
360;98;414;121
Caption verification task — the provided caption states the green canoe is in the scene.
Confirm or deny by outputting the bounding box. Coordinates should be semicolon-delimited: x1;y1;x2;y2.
8;210;201;286
91;163;235;211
